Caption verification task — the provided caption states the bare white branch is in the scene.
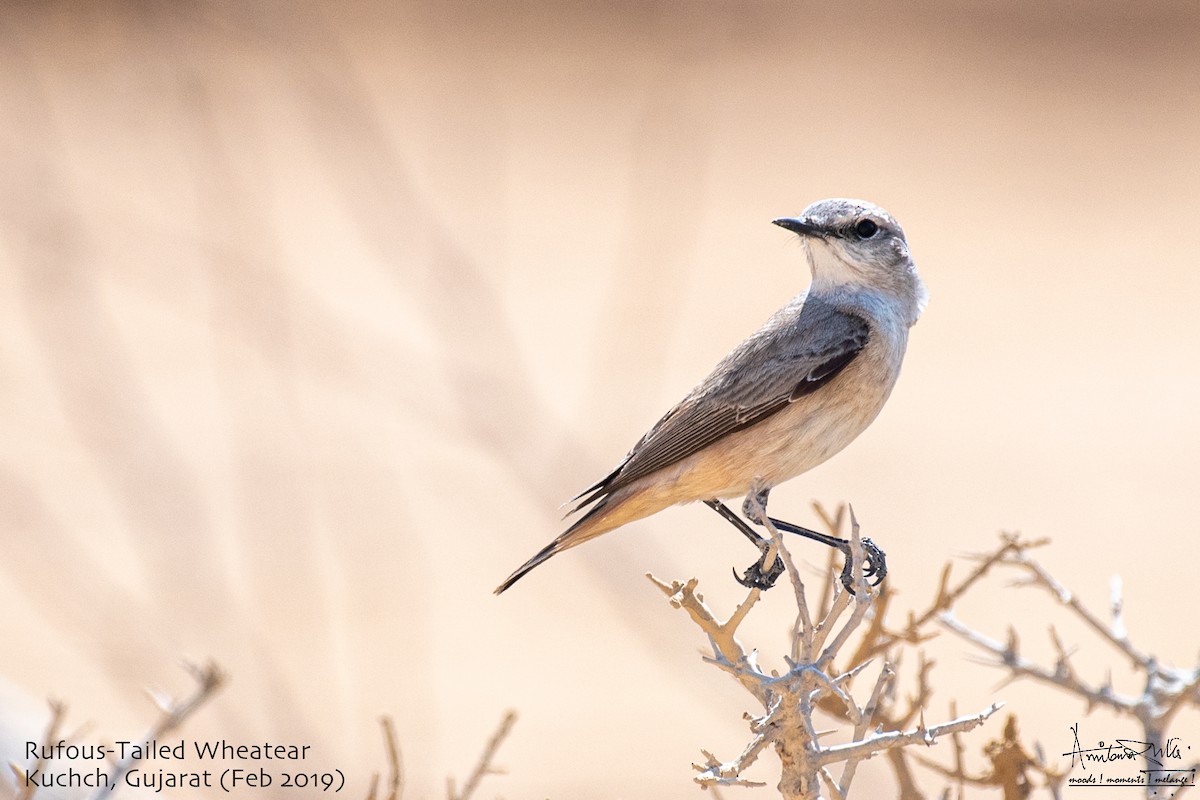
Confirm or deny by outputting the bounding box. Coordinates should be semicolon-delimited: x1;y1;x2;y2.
935;534;1200;799
818;703;1004;767
655;516;1000;799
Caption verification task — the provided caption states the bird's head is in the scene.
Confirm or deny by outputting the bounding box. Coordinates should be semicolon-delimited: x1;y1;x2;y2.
773;198;927;325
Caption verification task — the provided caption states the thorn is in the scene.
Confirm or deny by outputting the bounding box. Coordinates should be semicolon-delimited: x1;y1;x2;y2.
936;562;953;606
993;673;1019;692
645;573;674;594
1109;574;1127;639
144;687;172;713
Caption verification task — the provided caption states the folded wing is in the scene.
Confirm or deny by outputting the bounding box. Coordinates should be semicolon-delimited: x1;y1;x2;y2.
573;295;870;510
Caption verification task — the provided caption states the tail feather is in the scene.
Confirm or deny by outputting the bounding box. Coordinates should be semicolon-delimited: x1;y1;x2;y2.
495;480;679;594
493;499;615;594
565;464;621;515
493;538;562;594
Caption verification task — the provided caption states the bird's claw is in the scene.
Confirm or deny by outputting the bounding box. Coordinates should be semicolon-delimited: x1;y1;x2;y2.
733;552;785;590
837;536;888;591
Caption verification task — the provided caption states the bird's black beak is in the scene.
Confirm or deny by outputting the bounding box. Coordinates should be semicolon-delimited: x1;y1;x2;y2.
772;217;823;237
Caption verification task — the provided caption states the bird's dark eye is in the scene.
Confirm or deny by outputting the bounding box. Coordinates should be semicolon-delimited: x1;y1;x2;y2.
855;219;879;239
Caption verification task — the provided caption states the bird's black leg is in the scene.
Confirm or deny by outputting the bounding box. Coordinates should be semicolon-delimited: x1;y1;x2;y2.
703;499;784;590
739;486;886;590
742;487;883;588
704;498;766;548
766;516;888;591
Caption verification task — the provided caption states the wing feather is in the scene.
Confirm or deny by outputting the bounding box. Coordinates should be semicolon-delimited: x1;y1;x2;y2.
571;295;869;510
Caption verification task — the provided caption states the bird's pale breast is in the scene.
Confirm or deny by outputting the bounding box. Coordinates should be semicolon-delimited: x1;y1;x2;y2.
651;315;910;502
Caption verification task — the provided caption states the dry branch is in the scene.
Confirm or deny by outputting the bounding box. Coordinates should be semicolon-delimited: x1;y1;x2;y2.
9;699;67;800
652;513;1000;799
914;714;1069;800
936;534;1200;799
367;715;404;800
91;661;225;800
8;662;223;800
447;710;517;800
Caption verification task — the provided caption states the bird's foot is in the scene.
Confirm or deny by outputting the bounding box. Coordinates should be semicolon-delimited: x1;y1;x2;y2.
836;536;887;592
733;550;785;590
706;498;784;589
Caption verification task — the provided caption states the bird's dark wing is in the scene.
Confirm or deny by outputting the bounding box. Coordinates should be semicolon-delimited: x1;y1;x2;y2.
572;295;869;509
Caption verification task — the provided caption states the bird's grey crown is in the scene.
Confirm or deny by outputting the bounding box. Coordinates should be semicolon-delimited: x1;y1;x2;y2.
797;198;905;242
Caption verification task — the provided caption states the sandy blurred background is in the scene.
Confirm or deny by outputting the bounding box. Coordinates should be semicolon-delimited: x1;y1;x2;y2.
1;1;1198;797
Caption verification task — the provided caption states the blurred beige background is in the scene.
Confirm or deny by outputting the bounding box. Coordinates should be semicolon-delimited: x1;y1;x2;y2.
1;1;1198;797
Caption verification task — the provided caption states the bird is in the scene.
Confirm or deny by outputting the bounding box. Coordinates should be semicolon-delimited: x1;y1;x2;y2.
495;198;927;594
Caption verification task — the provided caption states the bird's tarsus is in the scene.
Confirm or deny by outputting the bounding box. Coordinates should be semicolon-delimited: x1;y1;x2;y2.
706;498;887;592
768;516;888;591
706;498;785;590
704;499;765;547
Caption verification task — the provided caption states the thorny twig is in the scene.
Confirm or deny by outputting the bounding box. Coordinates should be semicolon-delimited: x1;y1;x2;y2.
91;661;225;800
366;715;404;800
9;699;68;800
651;513;1001;799
7;663;222;800
914;713;1069;800
801;507;969;797
446;710;517;800
937;533;1200;799
862;532;1052;661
